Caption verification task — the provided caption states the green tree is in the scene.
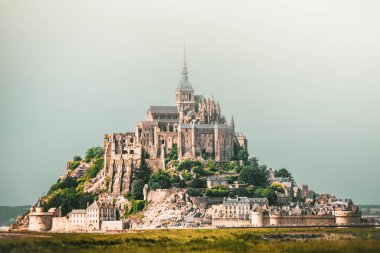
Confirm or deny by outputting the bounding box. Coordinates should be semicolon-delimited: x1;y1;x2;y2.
148;170;171;190
274;168;293;180
237;149;249;161
239;164;268;187
205;186;230;197
131;179;145;200
164;144;178;163
186;188;204;197
73;156;82;162
254;187;277;205
85;147;103;161
130;157;151;200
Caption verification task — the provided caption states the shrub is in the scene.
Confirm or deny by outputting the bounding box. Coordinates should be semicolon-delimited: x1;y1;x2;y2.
189;178;207;188
177;180;187;188
205;187;230;197
270;182;284;193
186;188;205;197
125;200;147;217
192;166;207;176
68;161;80;171
86;158;104;179
177;160;201;171
182;171;192;181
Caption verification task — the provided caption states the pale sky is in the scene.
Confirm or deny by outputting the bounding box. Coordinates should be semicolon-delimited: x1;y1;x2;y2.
0;0;379;205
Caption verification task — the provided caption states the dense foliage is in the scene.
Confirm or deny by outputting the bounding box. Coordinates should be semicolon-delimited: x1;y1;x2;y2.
239;162;268;187
205;186;230;197
85;158;104;179
73;156;82;162
164;145;178;164
124;200;147;218
84;147;103;162
130;157;152;200
274;168;293;180
254;187;277;205
68;161;80;171
186;188;205;197
176;160;202;171
188;178;207;188
44;188;96;216
148;170;172;190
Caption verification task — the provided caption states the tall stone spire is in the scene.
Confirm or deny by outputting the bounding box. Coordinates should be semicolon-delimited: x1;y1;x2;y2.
182;45;188;75
176;45;194;92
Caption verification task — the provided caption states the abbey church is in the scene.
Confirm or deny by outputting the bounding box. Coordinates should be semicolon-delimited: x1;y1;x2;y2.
104;55;247;194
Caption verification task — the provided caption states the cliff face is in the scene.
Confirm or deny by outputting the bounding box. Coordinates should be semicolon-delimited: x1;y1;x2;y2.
132;188;224;229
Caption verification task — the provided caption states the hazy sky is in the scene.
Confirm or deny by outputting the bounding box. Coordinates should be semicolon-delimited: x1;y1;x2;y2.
0;0;379;206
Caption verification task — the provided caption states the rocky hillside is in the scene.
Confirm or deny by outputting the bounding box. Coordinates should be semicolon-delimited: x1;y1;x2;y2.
12;144;315;230
132;188;224;228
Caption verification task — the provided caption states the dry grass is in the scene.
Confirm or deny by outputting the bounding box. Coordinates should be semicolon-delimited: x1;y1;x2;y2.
0;227;379;253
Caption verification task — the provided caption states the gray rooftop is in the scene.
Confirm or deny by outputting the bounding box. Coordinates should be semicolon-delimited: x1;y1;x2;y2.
148;106;178;114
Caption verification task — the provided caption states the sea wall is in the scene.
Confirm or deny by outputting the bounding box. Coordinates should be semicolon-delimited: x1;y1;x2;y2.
212;218;251;227
51;217;70;232
268;215;335;226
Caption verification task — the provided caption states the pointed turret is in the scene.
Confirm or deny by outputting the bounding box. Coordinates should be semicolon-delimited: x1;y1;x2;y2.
231;115;235;129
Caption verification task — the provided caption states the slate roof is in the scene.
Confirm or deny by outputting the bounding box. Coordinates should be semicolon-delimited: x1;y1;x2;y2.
148;106;178;114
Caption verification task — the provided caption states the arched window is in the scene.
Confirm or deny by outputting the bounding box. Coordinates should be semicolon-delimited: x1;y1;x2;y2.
129;150;134;154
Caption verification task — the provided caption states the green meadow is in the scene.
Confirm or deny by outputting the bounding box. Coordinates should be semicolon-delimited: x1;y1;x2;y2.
1;227;380;253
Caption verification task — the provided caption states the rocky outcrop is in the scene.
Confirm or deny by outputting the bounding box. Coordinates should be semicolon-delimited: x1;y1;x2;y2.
9;212;29;231
132;188;223;228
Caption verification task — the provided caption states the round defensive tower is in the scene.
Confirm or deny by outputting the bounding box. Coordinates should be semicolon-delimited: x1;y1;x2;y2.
28;199;53;232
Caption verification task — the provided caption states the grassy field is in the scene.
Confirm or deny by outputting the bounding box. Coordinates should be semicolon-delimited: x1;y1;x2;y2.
1;227;380;253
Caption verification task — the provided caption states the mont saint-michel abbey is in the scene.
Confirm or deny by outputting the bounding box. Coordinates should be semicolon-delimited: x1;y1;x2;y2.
104;56;247;194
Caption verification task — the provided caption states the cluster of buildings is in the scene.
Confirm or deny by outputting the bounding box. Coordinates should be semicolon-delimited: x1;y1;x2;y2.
103;54;247;195
267;168;310;204
28;200;126;232
212;195;362;227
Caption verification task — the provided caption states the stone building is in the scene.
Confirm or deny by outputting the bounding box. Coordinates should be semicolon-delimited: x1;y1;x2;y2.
52;201;118;232
104;54;247;195
212;195;361;227
206;176;229;189
223;197;269;220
